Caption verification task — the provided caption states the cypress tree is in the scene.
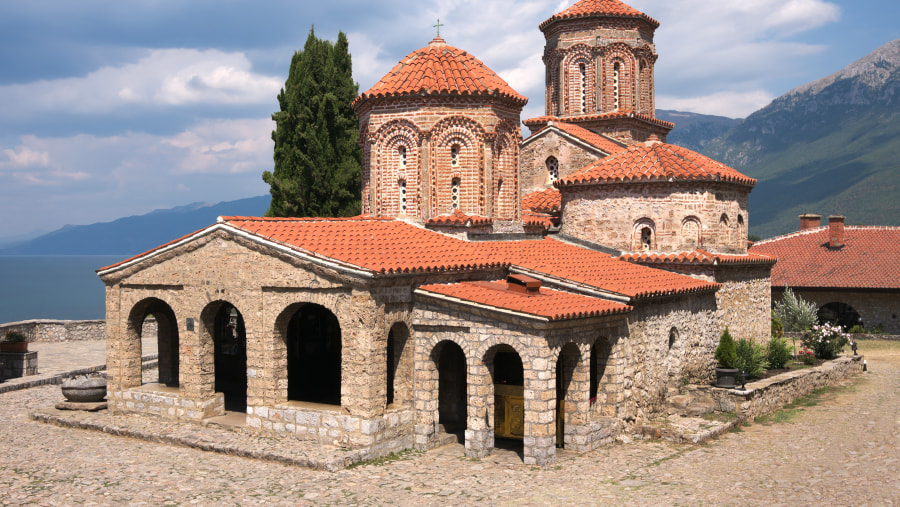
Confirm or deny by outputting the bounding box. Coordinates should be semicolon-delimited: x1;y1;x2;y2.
263;28;361;217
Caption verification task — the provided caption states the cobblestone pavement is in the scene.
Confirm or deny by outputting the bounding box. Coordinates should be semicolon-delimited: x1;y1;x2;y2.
1;344;898;505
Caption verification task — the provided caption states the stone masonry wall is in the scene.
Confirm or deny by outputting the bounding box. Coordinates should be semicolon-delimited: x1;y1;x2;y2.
773;289;900;335
0;320;106;342
560;181;750;254
520;130;603;195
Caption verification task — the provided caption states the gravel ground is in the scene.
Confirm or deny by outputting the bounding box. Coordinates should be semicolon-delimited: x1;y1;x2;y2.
1;342;898;506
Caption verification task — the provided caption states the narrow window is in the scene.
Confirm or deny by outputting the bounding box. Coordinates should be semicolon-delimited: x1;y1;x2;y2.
546;156;559;183
451;178;460;209
399;146;407;168
641;227;652;250
451;145;460;167
399;179;407;213
579;63;586;114
613;62;621;112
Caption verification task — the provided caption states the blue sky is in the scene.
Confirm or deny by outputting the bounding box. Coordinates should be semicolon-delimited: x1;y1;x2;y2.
1;0;898;240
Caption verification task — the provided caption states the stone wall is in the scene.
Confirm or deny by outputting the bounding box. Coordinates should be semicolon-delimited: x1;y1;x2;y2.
559;181;750;254
0;351;38;379
705;355;864;421
519;129;603;195
774;289;900;335
0;320;106;342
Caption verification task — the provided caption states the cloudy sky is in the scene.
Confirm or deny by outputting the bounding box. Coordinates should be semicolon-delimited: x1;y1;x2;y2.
1;0;898;241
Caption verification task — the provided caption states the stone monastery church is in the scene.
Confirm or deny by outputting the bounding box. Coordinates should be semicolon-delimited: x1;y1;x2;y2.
98;0;775;466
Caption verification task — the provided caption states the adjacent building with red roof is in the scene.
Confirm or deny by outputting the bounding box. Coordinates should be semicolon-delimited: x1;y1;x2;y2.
96;0;772;468
750;214;900;333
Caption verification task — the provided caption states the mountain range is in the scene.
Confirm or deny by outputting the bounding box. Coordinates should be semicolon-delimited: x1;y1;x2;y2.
4;39;899;254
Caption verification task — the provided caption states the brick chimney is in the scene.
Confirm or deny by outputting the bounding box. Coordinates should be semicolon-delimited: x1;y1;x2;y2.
799;213;821;230
507;273;541;295
828;215;845;248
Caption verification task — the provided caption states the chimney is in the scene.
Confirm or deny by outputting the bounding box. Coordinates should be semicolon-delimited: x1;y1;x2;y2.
507;273;541;295
828;215;845;248
799;213;821;230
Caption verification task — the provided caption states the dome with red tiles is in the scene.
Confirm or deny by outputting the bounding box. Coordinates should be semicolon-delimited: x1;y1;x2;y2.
557;142;757;188
352;37;527;108
539;0;660;31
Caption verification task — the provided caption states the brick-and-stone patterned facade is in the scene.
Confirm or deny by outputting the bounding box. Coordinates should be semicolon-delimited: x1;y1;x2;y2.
99;0;774;467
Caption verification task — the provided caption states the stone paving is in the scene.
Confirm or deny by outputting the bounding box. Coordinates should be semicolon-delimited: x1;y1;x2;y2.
1;342;898;505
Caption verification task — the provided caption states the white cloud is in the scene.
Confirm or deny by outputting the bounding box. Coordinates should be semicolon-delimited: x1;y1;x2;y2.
0;147;51;169
0;49;283;117
658;90;776;118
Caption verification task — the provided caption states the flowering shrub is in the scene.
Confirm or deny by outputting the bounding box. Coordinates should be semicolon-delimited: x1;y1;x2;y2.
798;348;816;365
802;323;850;360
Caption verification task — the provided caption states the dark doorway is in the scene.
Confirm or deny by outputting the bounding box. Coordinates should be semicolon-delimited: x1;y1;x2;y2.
818;302;863;330
436;341;467;437
214;304;247;412
287;303;342;405
129;298;179;388
491;347;524;443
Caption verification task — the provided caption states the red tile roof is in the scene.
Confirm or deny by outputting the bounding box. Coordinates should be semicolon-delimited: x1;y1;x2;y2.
100;217;719;300
418;280;632;321
353;37;527;109
540;0;660;31
521;210;556;231
425;209;493;227
524;112;673;131
749;226;900;289
619;249;777;266
525;122;627;155
557;142;757;188
522;188;561;214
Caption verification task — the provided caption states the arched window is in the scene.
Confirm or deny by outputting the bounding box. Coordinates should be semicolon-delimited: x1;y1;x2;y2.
546;156;559;183
579;63;587;114
641;228;652;250
399;146;407;168
450;145;460;167
451;178;460;209
612;61;621;112
399;179;407;213
682;216;701;247
634;219;655;251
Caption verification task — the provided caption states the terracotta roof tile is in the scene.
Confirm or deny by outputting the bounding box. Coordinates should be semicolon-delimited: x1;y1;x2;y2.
425;209;493;227
524;122;627;155
418;280;632;321
558;142;756;188
540;0;660;30
524;112;673;130
522;188;561;214
101;217;719;300
353;37;527;108
619;249;777;266
750;226;900;289
521;210;556;231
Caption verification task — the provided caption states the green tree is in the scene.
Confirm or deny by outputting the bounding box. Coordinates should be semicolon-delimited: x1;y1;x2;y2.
263;28;361;217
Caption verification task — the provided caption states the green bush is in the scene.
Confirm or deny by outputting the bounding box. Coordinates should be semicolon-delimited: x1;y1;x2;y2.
771;311;784;338
773;288;818;332
734;338;769;379
847;324;866;334
715;327;737;369
766;335;792;369
802;323;849;360
4;331;27;343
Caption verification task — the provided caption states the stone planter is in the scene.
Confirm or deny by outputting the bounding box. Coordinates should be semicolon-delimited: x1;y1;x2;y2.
0;342;27;353
61;375;107;402
715;367;738;388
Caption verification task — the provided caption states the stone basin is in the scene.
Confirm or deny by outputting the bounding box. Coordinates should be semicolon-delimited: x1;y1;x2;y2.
61;375;107;403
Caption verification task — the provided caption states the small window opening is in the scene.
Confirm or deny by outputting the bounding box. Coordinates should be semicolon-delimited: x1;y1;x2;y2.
399;146;407;167
546;156;559;183
451;178;460;209
613;62;621;112
451;145;460;167
579;63;586;114
641;227;652;250
399;179;407;212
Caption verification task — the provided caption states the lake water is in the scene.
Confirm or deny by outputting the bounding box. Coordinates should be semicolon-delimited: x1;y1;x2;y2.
0;255;123;324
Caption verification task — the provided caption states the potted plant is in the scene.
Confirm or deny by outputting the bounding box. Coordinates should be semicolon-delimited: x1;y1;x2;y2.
1;331;29;353
714;327;738;388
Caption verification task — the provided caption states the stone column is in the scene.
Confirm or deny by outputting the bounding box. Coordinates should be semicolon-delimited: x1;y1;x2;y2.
465;361;493;458
523;355;557;466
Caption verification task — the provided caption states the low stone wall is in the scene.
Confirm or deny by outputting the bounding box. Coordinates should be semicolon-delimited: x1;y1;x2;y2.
784;332;900;341
1;351;38;379
0;318;158;343
108;387;224;421
247;404;415;460
708;355;865;421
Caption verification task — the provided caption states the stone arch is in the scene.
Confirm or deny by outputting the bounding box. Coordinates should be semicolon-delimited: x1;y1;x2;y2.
555;343;582;448
484;344;525;445
374;119;421;217
590;336;616;418
562;44;595;115
818;302;863;330
633;218;656;251
431;340;467;438
682;216;702;248
492;120;520;219
200;300;247;412
273;302;343;406
387;321;413;407
125;297;179;388
430;116;486;216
